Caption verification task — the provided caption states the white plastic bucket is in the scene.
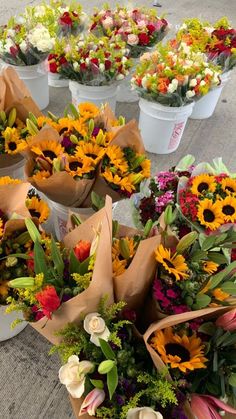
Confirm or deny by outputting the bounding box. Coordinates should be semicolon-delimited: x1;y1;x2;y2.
0;305;27;342
48;72;69;88
190;72;231;120
69;81;118;113
117;58;139;103
138;99;194;154
0;157;25;179
9;63;49;110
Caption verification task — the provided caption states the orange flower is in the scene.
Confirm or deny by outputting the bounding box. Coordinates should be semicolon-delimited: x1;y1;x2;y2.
74;240;91;262
212;288;229;301
35;286;60;319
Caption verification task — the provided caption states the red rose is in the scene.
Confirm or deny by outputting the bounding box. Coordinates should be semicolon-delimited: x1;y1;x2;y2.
10;46;19;57
105;60;112;70
147;24;156;34
59;56;67;65
138;33;150;46
90;57;99;66
90;22;97;31
48;53;57;60
80;62;87;71
60;12;73;26
35;286;60;319
49;61;58;73
74;240;91;262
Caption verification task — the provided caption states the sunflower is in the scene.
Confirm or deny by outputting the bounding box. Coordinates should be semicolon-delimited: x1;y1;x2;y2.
140;158;151;179
32;171;51;181
112;237;137;276
197;199;224;230
104;145;129;173
102;170;135;194
72;120;88;138
31;140;64;164
91;130;114;147
221;177;236;195
191;174;216;196
65;155;94;177
36;116;59;132
0;218;4;239
26;196;50;224
155;244;189;280
219;196;236;223
57;117;75;135
0;176;22;185
202;260;219;274
151;327;208;373
3;127;27;154
78;102;99;119
75;141;105;166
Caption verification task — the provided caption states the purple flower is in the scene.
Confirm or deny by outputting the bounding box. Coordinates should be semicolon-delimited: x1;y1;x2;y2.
92;127;101;137
155;191;174;213
154;171;177;190
61;136;74;149
166;289;178;298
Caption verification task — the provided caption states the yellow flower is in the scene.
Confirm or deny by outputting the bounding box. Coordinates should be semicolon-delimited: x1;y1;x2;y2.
72;120;88;138
78;102;100;119
105;145;129;173
17;273;44;305
212;288;229;301
197;199;224;230
0;218;4;239
31;140;64;164
191;174;216;196
151;326;208;373
26;196;50;224
3;127;27;154
202;260;219;274
75;141;105;166
0;176;22;185
219;196;236;223
140;158;151;179
112;237;137;276
65;155;94;178
102;169;135;194
36;116;59;131
221;177;236;195
32;171;51;181
57;117;75;135
0;281;9;299
155;244;189;280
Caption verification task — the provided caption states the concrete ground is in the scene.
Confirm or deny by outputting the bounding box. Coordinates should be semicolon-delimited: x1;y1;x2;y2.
0;1;236;418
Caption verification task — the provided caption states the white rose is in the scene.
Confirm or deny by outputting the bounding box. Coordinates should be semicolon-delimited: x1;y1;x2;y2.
58;6;69;13
34;5;46;17
7;29;15;37
189;79;197;87
99;63;105;72
73;62;79;71
102;17;114;29
5;39;15;53
116;73;125;80
127;34;139;46
141;76;148;89
122;57;128;64
186;90;196;99
127;407;163;419
167;79;178;93
204;68;213;76
200;80;206;86
19;41;27;53
59;355;94;398
84;313;110;347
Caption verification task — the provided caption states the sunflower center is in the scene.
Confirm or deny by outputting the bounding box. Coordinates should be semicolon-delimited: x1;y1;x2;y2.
86;153;97;160
203;209;215;222
163;258;175;269
225;186;235;193
8;141;17;151
165;343;190;362
59;127;69;135
69;161;82;171
197;182;209;193
29;209;41;218
222;205;235;216
44;150;57;160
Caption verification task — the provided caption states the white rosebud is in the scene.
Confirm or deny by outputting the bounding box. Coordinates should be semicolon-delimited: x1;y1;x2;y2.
186;90;196;99
200;80;206;86
7;29;16;37
167;79;178;93
116;73;125;80
85;57;90;64
141;76;148;89
122;57;128;64
127;34;139;46
189;79;197;87
73;62;79;71
127;407;164;419
59;355;94;398
84;313;110;347
204;68;213;76
99;63;105;72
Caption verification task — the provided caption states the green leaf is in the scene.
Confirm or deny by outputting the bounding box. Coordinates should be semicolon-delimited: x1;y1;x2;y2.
51;237;64;278
208;252;229;265
107;365;118;400
99;339;115;361
90;379;104;390
69;249;81;274
91;191;105;211
191;250;208;262
221;281;236;295
201;235;218;251
194;294;211;309
25;218;41;243
229;373;236;387
209;261;236;289
0;253;31;261
69;103;80;118
198;322;215;336
34;240;49;280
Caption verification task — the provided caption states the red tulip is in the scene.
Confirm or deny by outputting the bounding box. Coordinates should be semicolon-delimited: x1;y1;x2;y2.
74;240;91;262
35;286;60;319
216;308;236;331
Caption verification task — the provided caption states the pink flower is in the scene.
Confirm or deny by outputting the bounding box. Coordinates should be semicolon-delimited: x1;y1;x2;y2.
216;308;236;331
191;394;236;419
155;191;174;213
155;171;177;190
166;289;177;298
79;389;105;416
127;34;139;46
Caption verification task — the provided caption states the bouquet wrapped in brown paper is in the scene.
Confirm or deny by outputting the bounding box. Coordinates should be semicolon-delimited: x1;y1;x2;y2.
144;307;236;418
8;196;113;344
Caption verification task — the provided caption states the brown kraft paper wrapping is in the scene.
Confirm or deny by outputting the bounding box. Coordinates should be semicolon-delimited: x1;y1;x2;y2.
143;307;234;419
83;120;145;207
113;226;160;312
25;127;95;207
0;181;30;219
30;196;114;344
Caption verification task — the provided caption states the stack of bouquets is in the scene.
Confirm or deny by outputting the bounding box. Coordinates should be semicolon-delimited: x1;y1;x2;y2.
24;103;150;207
0;14;55;66
53;0;87;37
176;17;236;72
58;34;132;85
47;38;68;75
131;43;221;106
90;5;169;58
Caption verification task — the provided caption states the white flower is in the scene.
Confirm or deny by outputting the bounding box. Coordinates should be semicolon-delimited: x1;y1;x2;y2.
200;80;206;86
84;313;110;347
204;68;213;76
167;79;178;93
19;41;27;53
27;25;54;52
116;73;125;80
205;26;215;34
73;62;79;71
102;17;114;29
59;355;94;398
58;6;69;14
180;42;191;55
127;407;164;419
34;5;46;17
7;29;15;37
189;79;197;87
85;57;90;65
4;39;15;53
141;76;149;89
99;63;105;72
127;34;139;46
122;56;128;64
186;90;196;99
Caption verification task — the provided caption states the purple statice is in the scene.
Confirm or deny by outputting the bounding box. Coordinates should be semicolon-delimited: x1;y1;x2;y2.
154;171;178;190
61;136;74;148
155;190;175;213
92;126;101;137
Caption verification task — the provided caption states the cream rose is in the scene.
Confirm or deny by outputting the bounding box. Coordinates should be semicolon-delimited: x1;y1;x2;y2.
127;34;139;46
84;313;110;347
59;355;94;398
102;17;114;29
127;407;163;419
